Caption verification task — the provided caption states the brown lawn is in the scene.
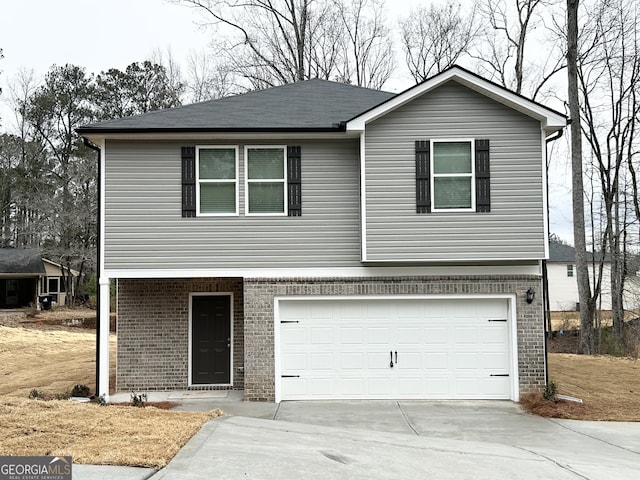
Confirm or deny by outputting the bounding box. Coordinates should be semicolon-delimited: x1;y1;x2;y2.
0;317;222;468
544;353;640;421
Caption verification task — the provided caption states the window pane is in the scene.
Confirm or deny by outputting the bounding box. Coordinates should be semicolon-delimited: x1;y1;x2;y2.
199;148;236;179
248;148;285;179
434;177;472;209
434;142;472;174
200;183;236;213
248;182;285;213
48;278;59;293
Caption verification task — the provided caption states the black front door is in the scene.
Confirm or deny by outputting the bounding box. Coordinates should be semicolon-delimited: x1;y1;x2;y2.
191;295;231;385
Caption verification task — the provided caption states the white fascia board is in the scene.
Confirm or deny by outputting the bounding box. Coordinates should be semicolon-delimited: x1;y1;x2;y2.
104;264;542;279
347;67;567;135
80;131;358;144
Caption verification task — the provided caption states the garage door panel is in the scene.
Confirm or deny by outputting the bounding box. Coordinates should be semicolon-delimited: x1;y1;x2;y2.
454;327;479;343
310;353;333;370
397;327;421;344
367;327;391;344
310;327;333;344
282;328;306;345
397;351;421;368
340;352;365;369
340;327;363;344
279;298;513;400
367;352;392;369
368;378;393;395
424;327;448;344
425;352;449;369
481;326;508;344
455;352;479;369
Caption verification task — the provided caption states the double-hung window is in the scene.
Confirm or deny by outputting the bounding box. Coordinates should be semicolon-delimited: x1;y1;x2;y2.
245;146;287;215
196;146;238;215
431;140;475;211
567;265;574;277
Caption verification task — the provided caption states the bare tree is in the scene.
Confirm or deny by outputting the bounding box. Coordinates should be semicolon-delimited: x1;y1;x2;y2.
176;0;393;89
335;0;394;88
576;0;640;343
475;0;564;99
568;0;595;353
184;49;235;102
399;1;479;83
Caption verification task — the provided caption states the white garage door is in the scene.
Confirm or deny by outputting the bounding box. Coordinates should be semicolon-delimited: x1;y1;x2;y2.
278;298;514;400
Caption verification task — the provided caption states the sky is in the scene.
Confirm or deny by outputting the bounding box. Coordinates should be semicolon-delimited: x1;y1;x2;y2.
0;0;574;242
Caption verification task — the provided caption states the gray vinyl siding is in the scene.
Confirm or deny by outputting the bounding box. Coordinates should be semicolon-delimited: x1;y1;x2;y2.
104;139;361;270
364;81;545;261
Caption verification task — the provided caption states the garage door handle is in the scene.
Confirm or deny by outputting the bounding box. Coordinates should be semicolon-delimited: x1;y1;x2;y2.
395;351;398;364
390;351;394;368
490;374;509;377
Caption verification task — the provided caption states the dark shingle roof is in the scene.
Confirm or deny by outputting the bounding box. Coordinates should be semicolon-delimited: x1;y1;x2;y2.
0;248;45;275
78;79;395;133
548;243;610;263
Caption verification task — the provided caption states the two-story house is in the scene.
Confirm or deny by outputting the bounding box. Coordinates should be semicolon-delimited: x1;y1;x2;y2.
78;66;566;402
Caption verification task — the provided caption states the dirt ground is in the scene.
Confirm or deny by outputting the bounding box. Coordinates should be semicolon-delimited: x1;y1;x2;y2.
0;310;222;468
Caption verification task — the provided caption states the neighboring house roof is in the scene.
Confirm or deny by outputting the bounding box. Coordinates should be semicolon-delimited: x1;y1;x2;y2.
77;79;395;134
77;66;566;136
0;247;46;275
548;243;610;263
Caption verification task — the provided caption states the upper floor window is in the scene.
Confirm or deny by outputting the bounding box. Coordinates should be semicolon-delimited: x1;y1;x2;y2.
567;264;574;277
245;146;287;215
431;140;475;211
196;146;238;215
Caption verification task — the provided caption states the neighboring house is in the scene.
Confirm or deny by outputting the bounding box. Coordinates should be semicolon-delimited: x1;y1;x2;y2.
78;66;567;402
0;247;79;308
40;259;79;307
548;242;640;311
0;247;44;308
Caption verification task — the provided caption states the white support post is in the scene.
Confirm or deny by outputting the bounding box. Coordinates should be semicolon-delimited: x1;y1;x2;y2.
98;276;111;401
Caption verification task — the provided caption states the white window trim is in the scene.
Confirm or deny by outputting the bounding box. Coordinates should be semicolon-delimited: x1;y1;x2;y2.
244;145;288;216
567;264;574;277
196;145;239;216
430;138;476;213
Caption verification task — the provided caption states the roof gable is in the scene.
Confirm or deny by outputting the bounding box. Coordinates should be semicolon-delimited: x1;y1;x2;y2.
78;79;394;134
346;66;567;136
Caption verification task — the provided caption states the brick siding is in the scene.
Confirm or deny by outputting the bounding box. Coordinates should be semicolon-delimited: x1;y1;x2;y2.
244;276;545;401
116;278;244;391
117;275;545;402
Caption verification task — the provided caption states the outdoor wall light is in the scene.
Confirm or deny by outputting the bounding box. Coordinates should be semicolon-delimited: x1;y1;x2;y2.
526;288;536;304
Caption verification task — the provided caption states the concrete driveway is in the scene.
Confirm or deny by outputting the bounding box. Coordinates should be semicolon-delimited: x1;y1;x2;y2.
76;395;640;480
154;398;640;480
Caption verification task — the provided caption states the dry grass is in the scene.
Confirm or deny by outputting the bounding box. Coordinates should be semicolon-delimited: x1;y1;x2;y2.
0;325;115;397
550;308;640;331
0;398;221;468
0;323;223;468
543;353;640;421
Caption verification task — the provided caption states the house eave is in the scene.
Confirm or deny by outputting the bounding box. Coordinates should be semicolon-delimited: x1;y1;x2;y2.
78;127;359;143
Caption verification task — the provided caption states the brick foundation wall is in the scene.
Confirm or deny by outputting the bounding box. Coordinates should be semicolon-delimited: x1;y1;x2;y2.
116;278;244;391
243;276;545;401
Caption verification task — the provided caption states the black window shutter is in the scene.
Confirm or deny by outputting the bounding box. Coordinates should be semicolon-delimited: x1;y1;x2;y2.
415;140;431;213
181;146;196;217
287;146;302;216
475;139;490;212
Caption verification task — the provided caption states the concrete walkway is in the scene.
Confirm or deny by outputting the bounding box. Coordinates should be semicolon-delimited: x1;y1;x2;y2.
74;393;640;480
